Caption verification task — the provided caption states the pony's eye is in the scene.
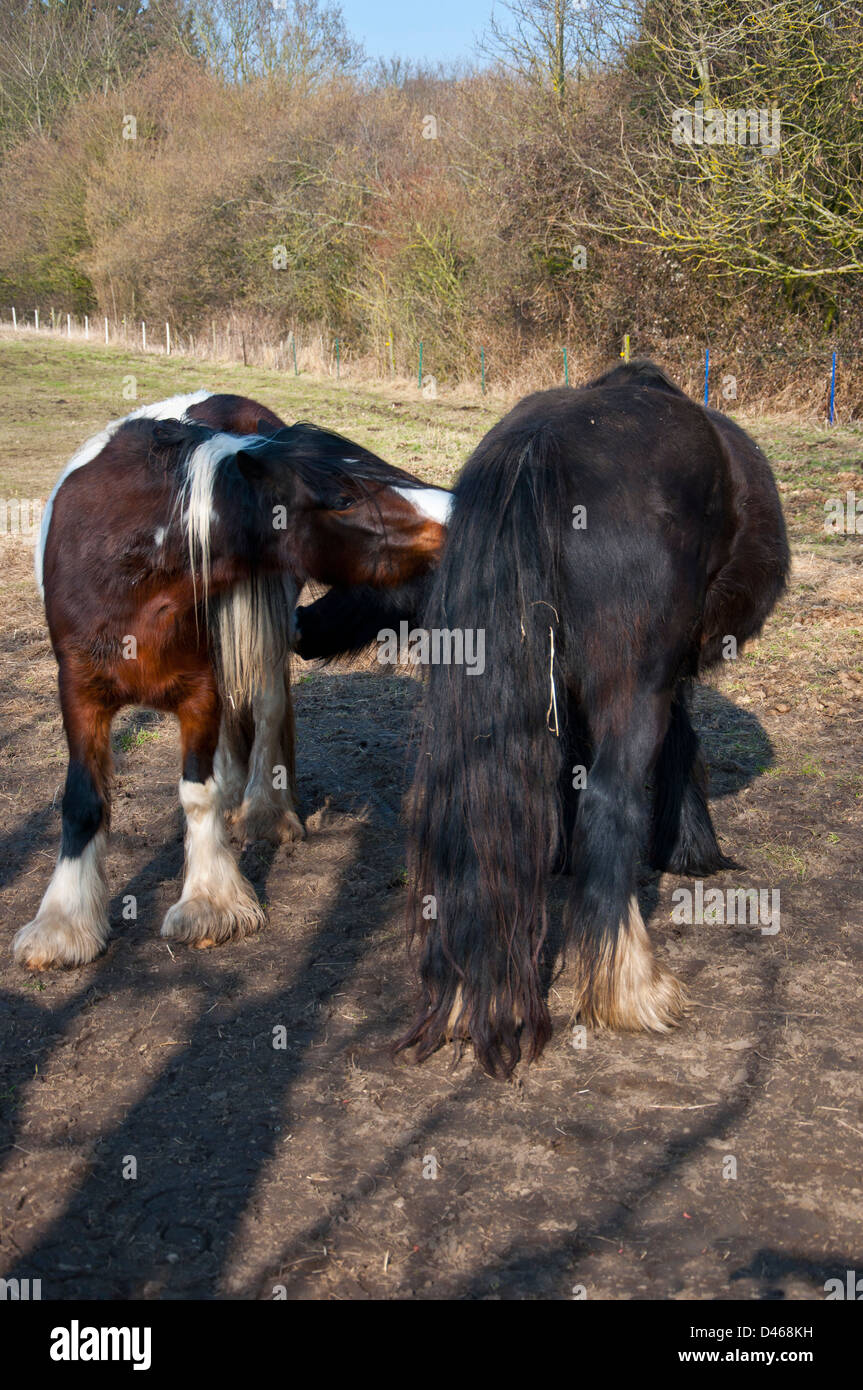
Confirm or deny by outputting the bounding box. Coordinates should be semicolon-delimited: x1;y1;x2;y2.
331;495;357;511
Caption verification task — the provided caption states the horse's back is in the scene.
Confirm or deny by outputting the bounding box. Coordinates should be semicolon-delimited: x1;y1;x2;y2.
464;383;731;542
185;393;286;435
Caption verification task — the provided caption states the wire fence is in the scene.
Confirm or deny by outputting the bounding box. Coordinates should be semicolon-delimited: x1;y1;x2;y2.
3;306;861;424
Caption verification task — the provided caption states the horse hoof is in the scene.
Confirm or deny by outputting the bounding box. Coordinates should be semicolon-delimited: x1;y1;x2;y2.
160;890;264;946
237;803;306;848
586;961;689;1034
12;911;107;970
572;899;689;1033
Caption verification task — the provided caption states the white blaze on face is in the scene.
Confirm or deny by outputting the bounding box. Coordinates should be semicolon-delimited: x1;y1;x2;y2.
35;389;215;594
395;487;453;526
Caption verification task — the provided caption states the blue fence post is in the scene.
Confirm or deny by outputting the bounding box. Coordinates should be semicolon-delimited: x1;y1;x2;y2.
829;351;837;424
704;348;710;406
418;342;423;389
563;346;569;386
481;346;485;394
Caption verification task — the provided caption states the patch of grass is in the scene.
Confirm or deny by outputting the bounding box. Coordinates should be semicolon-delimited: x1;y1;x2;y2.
0;336;496;498
799;757;825;778
834;770;863;794
760;842;809;881
115;728;161;753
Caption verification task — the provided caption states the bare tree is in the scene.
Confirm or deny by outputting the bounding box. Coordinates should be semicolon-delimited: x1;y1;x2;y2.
190;0;364;85
567;0;863;301
0;1;189;146
480;0;638;93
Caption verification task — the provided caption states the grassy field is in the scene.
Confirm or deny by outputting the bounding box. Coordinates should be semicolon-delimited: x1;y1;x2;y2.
1;334;862;1301
0;330;495;499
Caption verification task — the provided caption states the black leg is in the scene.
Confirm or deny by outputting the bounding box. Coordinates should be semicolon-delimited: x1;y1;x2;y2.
650;689;738;876
565;688;686;1032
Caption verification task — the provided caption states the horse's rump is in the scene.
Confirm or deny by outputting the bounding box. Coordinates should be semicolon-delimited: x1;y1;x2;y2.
399;379;787;1076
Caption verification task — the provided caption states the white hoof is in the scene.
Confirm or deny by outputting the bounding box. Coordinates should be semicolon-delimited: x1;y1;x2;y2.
13;838;109;970
160;887;264;948
13;908;107;970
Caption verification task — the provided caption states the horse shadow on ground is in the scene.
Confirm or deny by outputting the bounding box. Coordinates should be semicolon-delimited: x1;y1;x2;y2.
691;683;776;800
0;806;57;891
1;679;815;1301
0;807;398;1297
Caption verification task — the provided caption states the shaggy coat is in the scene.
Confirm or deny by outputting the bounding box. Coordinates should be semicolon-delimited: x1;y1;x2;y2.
396;365;788;1075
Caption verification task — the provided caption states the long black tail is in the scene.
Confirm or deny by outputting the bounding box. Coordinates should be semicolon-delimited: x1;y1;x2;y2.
397;420;571;1078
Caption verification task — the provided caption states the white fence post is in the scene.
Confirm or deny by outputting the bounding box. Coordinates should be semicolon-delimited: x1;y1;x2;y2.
67;314;72;337
84;315;89;339
105;317;109;344
34;308;39;330
166;321;171;356
11;307;16;329
141;321;146;351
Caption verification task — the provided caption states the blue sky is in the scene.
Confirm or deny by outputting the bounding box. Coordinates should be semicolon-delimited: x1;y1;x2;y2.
337;0;495;66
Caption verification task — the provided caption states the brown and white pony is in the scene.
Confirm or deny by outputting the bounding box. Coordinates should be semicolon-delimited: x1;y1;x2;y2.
15;392;450;970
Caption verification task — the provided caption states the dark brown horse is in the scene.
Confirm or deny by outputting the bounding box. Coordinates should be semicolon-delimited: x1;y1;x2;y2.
396;361;789;1076
292;361;788;1077
16;392;448;970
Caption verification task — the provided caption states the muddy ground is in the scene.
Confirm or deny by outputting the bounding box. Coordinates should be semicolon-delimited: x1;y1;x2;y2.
1;339;862;1299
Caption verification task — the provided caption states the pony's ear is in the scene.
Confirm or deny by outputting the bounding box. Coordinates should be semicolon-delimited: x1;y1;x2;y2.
234;437;314;504
233;437;281;484
234;438;360;511
255;417;282;438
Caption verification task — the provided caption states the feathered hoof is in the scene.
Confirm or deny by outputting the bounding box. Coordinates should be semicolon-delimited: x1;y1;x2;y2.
574;899;689;1033
160;888;264;948
660;845;740;877
576;961;688;1033
235;801;306;848
13;909;107;970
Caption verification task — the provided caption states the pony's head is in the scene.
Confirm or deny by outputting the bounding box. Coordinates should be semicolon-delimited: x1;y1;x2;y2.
235;422;451;588
149;417;450;595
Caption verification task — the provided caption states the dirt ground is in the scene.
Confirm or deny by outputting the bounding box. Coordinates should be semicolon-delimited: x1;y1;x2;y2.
1;337;862;1300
